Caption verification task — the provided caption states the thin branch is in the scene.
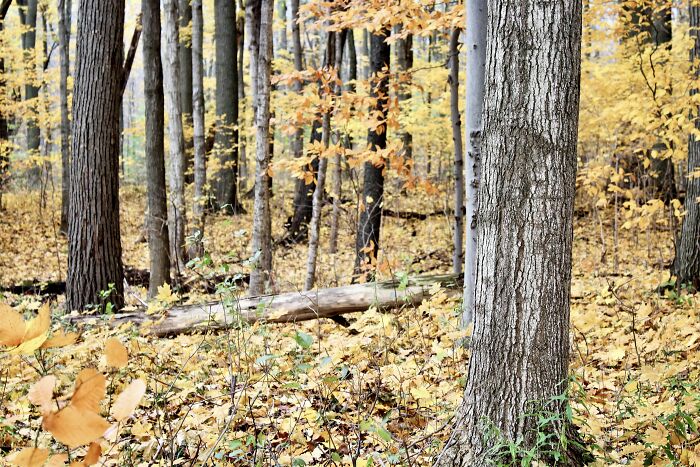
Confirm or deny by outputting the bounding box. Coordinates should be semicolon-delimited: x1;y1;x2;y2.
121;13;142;96
0;0;12;20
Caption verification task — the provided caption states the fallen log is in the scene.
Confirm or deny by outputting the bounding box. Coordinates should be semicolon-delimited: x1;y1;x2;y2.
67;274;460;337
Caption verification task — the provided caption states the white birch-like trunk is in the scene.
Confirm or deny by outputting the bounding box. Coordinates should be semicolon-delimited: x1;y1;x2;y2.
163;0;187;272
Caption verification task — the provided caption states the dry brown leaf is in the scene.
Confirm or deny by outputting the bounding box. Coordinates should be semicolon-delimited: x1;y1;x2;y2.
110;379;146;422
45;453;68;466
83;441;101;465
28;375;56;416
42;331;78;349
104;338;128;369
0;304;26;347
7;447;49;467
23;304;51;342
42;406;110;449
71;369;105;413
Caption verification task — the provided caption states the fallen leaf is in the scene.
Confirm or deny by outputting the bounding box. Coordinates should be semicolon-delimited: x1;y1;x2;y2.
104;338;128;369
7;447;49;467
71;369;105;413
28;375;56;415
110;379;146;422
43;406;110;449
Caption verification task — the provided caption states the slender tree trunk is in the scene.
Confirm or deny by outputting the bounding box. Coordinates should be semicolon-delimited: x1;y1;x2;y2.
190;0;206;258
673;4;700;290
248;0;273;295
354;30;389;278
395;25;413;162
461;0;486;326
276;0;287;51
0;1;13;210
179;0;194;183
449;29;464;277
213;0;240;213
67;0;125;312
58;0;72;233
163;0;188;273
142;0;171;297
19;0;41;188
236;0;247;190
435;0;584;464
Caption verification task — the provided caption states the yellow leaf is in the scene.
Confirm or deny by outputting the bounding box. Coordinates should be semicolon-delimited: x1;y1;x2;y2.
71;369;106;413
28;375;56;416
43;406;110;449
104;338;128;369
23;304;51;342
45;454;68;467
42;331;78;349
83;442;101;466
110;379;146;422
9;332;48;355
0;304;25;347
7;447;49;467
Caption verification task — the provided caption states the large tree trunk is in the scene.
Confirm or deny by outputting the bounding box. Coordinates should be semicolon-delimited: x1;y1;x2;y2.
248;0;273;295
354;30;389;278
143;0;171;297
436;0;584;464
163;0;188;274
19;0;41;189
58;0;72;234
0;1;12;210
449;29;464;277
461;0;486;326
212;0;241;213
189;0;206;259
178;0;194;183
673;5;700;290
67;0;126;312
70;274;459;337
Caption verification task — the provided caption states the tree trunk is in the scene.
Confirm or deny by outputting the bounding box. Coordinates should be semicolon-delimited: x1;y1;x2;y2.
0;1;12;210
190;0;206;259
276;0;287;52
179;0;194;183
461;0;486;326
354;30;389;278
67;0;125;312
58;0;72;234
70;274;459;337
19;0;41;189
395;25;413;162
248;0;273;296
435;1;584;464
673;5;700;290
212;0;240;213
142;0;171;297
163;0;188;273
236;0;247;191
449;29;464;277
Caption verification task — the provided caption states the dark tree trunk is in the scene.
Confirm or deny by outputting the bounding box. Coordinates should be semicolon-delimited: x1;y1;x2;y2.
435;0;584;464
449;29;464;277
0;1;12;210
58;0;72;233
179;0;194;183
67;0;125;312
212;0;240;213
673;5;700;290
19;0;41;188
142;0;171;296
354;30;389;277
395;25;413;162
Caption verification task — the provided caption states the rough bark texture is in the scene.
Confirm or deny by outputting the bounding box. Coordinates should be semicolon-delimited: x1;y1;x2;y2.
449;29;464;277
461;0;486;326
248;0;273;295
395;25;413;162
19;0;41;188
190;0;206;258
58;0;71;233
142;0;171;296
673;5;700;290
179;0;194;181
354;30;389;277
213;0;240;213
163;0;188;273
67;0;125;312
0;1;12;210
70;274;459;337
436;0;583;464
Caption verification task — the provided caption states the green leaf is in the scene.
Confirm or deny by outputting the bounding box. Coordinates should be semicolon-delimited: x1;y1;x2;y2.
294;331;313;349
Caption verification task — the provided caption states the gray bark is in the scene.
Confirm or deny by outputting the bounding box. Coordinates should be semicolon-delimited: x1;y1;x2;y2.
673;5;700;290
19;0;41;188
143;0;171;297
248;0;273;295
163;0;188;273
58;0;72;233
190;0;206;258
67;0;125;311
395;24;413;162
449;29;464;277
179;0;194;181
461;0;486;326
436;0;583;464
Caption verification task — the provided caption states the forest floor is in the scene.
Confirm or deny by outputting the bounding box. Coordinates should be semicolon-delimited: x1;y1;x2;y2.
0;187;699;466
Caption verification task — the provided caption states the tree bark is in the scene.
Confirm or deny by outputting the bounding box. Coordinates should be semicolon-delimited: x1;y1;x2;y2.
19;0;41;189
248;0;273;295
461;0;486;326
436;0;584;464
179;0;194;182
58;0;72;234
67;0;126;312
190;0;206;259
163;0;188;273
395;25;413;162
354;30;389;278
0;1;13;210
70;274;459;337
212;0;241;213
449;29;464;277
673;5;700;290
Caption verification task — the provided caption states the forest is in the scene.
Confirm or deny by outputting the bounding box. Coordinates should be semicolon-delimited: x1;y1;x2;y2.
0;0;699;465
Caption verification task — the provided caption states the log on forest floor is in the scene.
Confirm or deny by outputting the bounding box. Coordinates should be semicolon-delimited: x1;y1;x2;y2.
66;274;460;337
